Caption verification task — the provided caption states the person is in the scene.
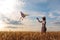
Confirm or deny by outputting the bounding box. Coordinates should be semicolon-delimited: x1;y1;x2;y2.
36;17;47;33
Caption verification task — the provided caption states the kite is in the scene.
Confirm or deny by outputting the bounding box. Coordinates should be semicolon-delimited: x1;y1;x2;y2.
20;11;29;20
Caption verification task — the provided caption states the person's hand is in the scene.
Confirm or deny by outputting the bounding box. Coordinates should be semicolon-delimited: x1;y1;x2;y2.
36;17;39;20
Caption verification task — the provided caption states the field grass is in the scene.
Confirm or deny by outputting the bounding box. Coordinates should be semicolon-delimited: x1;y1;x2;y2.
0;31;60;40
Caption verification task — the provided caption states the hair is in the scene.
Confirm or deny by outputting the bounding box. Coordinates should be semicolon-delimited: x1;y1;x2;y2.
42;16;46;21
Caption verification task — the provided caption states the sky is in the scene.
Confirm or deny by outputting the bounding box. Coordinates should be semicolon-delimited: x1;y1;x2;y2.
0;0;60;31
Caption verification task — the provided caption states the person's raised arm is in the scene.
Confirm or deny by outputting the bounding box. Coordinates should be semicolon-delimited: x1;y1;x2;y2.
36;17;42;23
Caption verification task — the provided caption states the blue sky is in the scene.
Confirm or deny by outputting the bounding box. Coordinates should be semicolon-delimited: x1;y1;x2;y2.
19;0;60;29
18;0;60;31
0;0;60;31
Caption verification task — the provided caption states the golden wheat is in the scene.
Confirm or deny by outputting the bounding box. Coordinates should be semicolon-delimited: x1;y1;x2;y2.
0;31;60;40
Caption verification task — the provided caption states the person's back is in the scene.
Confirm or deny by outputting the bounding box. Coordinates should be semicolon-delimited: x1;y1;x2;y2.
36;17;47;33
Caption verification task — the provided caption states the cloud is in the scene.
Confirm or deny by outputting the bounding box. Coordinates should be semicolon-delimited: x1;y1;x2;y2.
19;17;42;31
16;0;25;11
6;20;22;25
47;20;60;31
0;14;22;25
48;10;60;18
23;11;46;17
0;0;17;14
50;21;60;26
18;0;49;12
52;21;60;25
0;0;25;18
48;12;56;18
0;13;42;31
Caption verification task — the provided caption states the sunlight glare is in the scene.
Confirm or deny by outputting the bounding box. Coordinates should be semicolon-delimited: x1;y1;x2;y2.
0;21;6;29
0;0;16;15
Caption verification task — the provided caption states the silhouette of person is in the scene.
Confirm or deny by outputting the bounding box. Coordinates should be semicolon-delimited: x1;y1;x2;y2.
36;17;47;33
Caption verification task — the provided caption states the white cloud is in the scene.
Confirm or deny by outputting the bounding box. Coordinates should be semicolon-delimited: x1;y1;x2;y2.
0;0;17;14
0;12;42;31
16;0;25;11
48;12;56;18
48;10;60;20
24;11;46;17
0;0;25;20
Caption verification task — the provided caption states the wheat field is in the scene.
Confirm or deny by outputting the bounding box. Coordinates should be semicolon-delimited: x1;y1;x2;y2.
0;31;60;40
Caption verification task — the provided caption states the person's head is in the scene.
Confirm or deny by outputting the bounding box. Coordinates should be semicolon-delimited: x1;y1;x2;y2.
42;16;46;21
